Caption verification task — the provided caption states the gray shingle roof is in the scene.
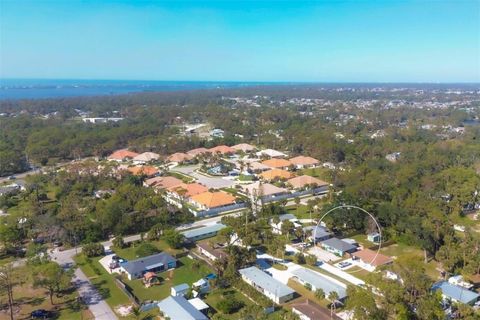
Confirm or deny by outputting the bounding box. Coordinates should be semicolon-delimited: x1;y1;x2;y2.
239;266;295;298
121;252;176;276
321;237;357;252
157;296;208;320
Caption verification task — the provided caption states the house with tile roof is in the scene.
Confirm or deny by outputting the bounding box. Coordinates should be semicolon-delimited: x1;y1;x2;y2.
132;152;160;164
242;181;288;198
144;176;183;190
231;143;256;153
248;161;271;172
288;175;328;190
256;149;287;158
190;191;236;210
261;158;293;170
168;183;208;199
259;169;294;181
126;166;158;177
187;148;211;156
209;145;235;154
167;152;194;164
107;149;139;162
289;156;320;169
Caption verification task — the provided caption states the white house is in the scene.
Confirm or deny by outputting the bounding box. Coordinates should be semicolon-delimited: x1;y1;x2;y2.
239;266;295;304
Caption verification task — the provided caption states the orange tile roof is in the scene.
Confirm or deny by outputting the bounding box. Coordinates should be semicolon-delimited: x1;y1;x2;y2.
209;145;235;154
261;158;292;169
145;176;183;189
168;183;208;198
108;149;139;160
127;166;158;176
289;156;320;166
352;249;393;267
287;175;328;189
187;148;211;156
259;169;294;180
190;191;236;209
167;152;193;163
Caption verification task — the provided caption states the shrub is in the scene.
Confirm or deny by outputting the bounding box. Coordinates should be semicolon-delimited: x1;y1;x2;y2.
217;298;244;314
112;236;126;249
295;252;306;264
135;242;159;258
82;242;104;257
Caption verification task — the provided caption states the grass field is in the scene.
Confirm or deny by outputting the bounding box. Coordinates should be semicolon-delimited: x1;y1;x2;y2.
0;265;92;320
124;256;213;301
113;239;183;260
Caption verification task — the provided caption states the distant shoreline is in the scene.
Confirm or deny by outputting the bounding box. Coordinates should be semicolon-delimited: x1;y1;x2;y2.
1;79;479;101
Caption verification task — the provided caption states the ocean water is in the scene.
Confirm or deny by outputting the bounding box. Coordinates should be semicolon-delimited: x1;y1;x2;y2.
0;79;270;100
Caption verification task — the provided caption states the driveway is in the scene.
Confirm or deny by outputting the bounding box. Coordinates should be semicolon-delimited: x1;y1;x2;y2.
172;165;234;189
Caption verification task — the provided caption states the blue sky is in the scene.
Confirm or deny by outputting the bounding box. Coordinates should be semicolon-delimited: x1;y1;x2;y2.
0;0;479;82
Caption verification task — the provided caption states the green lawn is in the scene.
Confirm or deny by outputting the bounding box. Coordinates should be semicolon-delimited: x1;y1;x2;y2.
286;205;312;219
113;239;183;260
125;256;213;302
286;279;332;309
350;233;376;249
380;243;441;280
300;167;330;181
204;288;256;319
73;254;131;309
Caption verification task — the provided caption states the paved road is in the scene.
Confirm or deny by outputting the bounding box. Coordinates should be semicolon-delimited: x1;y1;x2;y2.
172;165;235;189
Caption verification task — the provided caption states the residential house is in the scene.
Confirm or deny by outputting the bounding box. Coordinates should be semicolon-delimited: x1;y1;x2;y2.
182;224;227;242
291;299;341;320
126;166;158;177
188;298;209;313
167;183;209;206
197;243;228;261
132;152;160;164
271;213;301;235
367;232;381;244
321;237;358;256
107;149;139;162
187;148;211;157
261;158;292;170
167;152;193;164
120;252;177;280
248;161;271;173
242;181;288;199
193;278;211;294
303;225;332;242
157;296;208;320
256;149;287;158
290;268;347;300
352;249;393;271
210;128;225;138
287;175;328;190
209;145;235;155
289;156;320;169
171;283;190;297
189;191;236;211
432;281;479;305
231;143;256;153
259;169;294;181
239;266;295;304
144;176;183;190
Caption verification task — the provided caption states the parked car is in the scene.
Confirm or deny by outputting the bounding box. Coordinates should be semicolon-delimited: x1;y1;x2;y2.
31;309;53;319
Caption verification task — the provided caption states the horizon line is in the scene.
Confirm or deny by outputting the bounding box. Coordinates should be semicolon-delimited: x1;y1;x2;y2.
1;77;480;85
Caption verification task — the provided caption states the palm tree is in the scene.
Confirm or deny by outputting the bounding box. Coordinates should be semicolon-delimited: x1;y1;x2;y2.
328;291;339;317
315;288;325;301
